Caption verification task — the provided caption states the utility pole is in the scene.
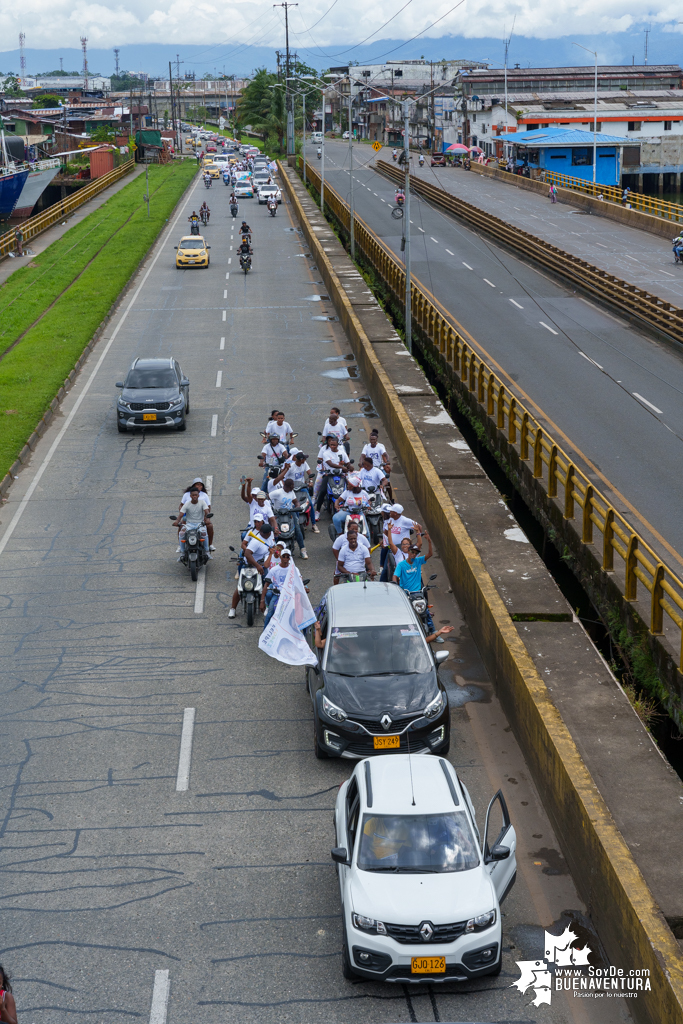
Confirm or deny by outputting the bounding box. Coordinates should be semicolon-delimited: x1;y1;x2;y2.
403;99;412;353
349;82;355;258
80;36;89;92
19;33;26;87
168;61;176;151
274;3;298;155
174;54;184;150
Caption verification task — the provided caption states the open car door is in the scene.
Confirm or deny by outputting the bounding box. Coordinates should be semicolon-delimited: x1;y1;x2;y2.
483;790;517;904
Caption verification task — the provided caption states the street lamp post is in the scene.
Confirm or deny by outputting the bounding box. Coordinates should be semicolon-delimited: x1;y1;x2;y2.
403;99;412;353
574;42;598;184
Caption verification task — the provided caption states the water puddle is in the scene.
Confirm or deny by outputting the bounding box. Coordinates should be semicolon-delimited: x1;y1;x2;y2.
321;365;359;379
443;680;490;707
303;294;330;301
315;338;334;343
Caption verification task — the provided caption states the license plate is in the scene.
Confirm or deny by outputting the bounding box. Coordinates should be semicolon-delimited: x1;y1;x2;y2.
411;956;446;974
143;413;157;421
374;735;400;749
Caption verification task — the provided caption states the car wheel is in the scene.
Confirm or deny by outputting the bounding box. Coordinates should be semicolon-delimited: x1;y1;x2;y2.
185;397;190;414
341;925;357;980
177;417;187;432
313;715;328;759
327;523;336;542
486;947;503;977
117;420;127;433
439;738;451;757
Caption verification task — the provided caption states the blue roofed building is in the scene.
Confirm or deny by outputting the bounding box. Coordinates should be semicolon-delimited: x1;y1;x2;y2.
498;126;625;186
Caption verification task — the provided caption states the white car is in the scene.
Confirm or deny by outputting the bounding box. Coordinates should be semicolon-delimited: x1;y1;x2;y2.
257;184;282;205
332;755;517;983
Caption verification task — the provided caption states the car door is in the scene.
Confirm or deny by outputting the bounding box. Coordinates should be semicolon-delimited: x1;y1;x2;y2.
340;775;360;906
482;790;517;904
174;361;189;402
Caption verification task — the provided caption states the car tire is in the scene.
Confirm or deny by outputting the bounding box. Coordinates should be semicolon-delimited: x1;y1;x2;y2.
486;947;503;977
185;397;190;414
327;523;336;542
313;716;328;759
117;420;127;433
341;925;357;980
439;738;451;757
177;418;187;432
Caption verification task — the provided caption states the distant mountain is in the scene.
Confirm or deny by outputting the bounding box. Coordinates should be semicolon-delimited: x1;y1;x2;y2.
1;30;681;80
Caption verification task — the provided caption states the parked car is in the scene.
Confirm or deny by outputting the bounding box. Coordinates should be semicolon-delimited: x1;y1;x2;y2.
342;131;350;140
431;153;446;167
115;357;190;433
332;755;517;982
307;582;450;759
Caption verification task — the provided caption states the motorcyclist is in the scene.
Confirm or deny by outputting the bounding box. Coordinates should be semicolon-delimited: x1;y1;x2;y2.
359;454;387;496
419;153;425;167
199;200;210;223
172;486;212;562
269;478;308;558
267;196;278;214
240;478;277;533
261;546;293;625
240;220;251;238
317;146;322;160
203;170;212;187
332;474;371;535
178;477;215;550
395;187;405;205
392;148;398;162
228;519;274;618
673;234;683;262
391;531;435;632
315;435;352;515
259;433;287;490
336;532;376;584
188;211;200;234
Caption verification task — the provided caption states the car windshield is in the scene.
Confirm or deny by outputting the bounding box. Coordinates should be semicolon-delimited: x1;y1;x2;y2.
180;238;205;249
358;812;479;873
325;624;432;676
125;367;178;389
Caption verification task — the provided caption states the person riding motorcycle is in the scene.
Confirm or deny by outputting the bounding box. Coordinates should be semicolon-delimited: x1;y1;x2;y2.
228;519;274;618
267;196;278;215
419;153;425;167
673;234;683;262
392;531;436;632
395;187;405;206
188;211;200;234
332;474;371;536
392;148;398;162
203;170;212;187
317;147;322;160
236;237;253;257
172;486;212;562
240;221;252;239
199;200;210;223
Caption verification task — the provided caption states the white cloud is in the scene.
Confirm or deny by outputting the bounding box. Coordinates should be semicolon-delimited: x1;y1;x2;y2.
1;0;682;50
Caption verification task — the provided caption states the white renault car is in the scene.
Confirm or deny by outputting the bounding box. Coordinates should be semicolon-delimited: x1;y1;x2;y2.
257;183;282;205
332;754;516;983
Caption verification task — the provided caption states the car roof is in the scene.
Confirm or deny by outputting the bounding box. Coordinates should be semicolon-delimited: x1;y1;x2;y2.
130;357;175;370
326;581;415;627
361;755;462;816
179;235;205;242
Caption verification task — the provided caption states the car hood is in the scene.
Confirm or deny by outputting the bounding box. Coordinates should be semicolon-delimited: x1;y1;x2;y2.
121;386;180;404
179;246;206;254
349;867;495;925
324;671;438;717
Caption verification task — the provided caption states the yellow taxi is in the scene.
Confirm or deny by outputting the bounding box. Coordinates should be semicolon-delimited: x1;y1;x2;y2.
203;161;221;179
174;235;210;269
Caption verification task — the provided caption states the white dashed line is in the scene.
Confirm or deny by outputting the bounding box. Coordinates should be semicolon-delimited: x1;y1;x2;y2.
222;310;226;321
595;242;608;247
220;337;225;350
483;279;495;288
223;289;227;298
211;414;218;437
509;299;524;309
225;271;230;279
149;970;171;1024
539;321;559;335
228;258;232;264
445;249;454;256
579;351;603;369
380;198;386;203
418;227;425;233
660;270;674;277
462;262;473;270
625;254;639;261
194;574;206;615
633;392;663;414
216;371;222;387
430;237;439;244
176;709;196;789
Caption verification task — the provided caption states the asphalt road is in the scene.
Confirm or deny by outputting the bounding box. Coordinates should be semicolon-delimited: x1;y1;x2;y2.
0;154;630;1024
321;139;683;572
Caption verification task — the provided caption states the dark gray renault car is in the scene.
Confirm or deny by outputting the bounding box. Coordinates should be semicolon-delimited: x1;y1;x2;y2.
308;582;450;760
116;358;190;432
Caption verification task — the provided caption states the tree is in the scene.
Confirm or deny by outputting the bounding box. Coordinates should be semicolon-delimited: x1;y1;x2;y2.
236;68;285;150
34;94;62;108
2;74;24;97
88;125;118;143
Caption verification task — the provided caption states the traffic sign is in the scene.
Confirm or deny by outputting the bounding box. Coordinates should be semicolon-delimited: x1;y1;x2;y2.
372;141;382;152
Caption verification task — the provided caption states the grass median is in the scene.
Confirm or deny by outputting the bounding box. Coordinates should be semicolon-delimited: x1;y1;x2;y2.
0;159;196;480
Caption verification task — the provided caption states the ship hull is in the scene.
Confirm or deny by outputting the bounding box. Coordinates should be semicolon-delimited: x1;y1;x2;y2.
11;160;61;218
0;169;30;219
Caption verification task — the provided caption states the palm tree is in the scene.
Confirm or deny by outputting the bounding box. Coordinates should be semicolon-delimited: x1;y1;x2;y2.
236;68;286;150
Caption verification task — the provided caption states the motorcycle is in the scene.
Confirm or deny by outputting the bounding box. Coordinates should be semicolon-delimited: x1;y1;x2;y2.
223;174;231;186
321;471;346;517
395;190;405;207
328;506;370;543
204;177;212;188
170;513;213;582
230;202;239;218
294;485;312;529
392;150;398;162
229;545;264;626
673;238;683;263
275;507;298;552
189;219;200;235
200;209;209;225
268;201;277;217
317;149;322;160
364;487;383;545
240;253;252;275
407;574;439;632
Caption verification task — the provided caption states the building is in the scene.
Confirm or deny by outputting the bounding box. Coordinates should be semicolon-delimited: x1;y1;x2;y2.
25;75;112;94
499;126;624;186
152;79;248;120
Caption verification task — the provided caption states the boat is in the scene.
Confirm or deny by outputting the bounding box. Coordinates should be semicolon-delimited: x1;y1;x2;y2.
12;158;61;218
0;164;29;219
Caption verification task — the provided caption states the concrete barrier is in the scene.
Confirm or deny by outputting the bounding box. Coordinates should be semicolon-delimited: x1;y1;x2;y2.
280;161;683;1024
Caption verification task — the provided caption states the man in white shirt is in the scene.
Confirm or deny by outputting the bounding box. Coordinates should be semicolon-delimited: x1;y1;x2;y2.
322;406;349;450
269;479;307;557
361;431;390;472
260;548;303;626
265;411;293;447
259;434;287;489
336;533;376;583
332;522;369;578
315;436;352;515
332;475;371;535
173;486;212;561
359;455;386;494
240;478;277;531
229;520;274;618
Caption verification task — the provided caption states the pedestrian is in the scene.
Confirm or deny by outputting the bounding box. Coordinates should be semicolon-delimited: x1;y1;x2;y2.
548;184;557;204
622;186;630;207
14;227;23;257
0;964;17;1024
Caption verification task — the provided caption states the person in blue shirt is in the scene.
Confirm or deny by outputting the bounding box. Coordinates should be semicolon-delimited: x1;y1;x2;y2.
392;532;435;633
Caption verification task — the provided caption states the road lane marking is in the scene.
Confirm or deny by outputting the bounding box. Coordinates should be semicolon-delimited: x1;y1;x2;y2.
149;970;171;1024
661;270;674;276
176;709;196;787
633;392;663;414
430;237;439;243
206;475;213;500
211;415;218;437
222;310;226;321
483;279;495;288
418;227;425;233
509;299;524;309
625;254;639;261
223;289;227;298
462;262;473;270
194;574;206;614
539;322;558;334
216;371;222;387
579;351;603;369
225;272;229;279
228;258;231;264
595;242;608;247
0;173;202;560
445;249;454;255
220;337;225;350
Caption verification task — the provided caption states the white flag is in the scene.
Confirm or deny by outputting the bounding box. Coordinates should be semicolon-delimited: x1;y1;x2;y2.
258;564;317;666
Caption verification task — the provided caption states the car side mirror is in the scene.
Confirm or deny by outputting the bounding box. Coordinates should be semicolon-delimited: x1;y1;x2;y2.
435;650;449;665
429;574;438;581
115;381;124;388
331;847;350;866
229;545;235;552
490;844;510;861
173;246;178;249
181;378;189;386
169;515;177;520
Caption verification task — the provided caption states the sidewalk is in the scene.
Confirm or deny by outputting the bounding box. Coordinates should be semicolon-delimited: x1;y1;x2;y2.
408;159;683;307
0;164;147;287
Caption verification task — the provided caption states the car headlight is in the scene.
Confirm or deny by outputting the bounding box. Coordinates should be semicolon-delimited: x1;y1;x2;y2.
243;580;254;591
352;913;387;935
322;695;347;723
411;597;427;614
200;250;206;256
424;691;445;718
465;910;496;933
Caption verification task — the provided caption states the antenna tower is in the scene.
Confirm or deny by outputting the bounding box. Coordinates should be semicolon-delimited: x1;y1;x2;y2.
81;36;89;91
114;48;120;76
59;57;64;72
19;33;26;85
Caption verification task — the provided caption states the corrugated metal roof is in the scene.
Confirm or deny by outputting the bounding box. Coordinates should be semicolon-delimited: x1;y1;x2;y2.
499;126;625;146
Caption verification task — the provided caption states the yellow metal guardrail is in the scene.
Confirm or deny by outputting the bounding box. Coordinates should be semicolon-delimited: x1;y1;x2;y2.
0;159;136;259
302;159;683;670
376;159;683;348
543;169;683;225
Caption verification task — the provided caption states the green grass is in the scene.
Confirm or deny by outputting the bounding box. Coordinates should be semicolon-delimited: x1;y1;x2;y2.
0;160;196;478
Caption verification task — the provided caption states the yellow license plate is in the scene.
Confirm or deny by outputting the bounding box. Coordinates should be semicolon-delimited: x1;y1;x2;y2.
374;735;400;749
411;956;446;974
143;413;157;421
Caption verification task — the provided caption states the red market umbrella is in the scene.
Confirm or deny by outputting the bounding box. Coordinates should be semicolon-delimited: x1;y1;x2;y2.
469;145;484;153
445;143;469;152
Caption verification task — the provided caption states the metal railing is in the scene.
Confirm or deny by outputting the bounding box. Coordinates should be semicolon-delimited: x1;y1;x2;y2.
0;159;136;259
375;159;683;348
300;159;683;670
543;169;683;225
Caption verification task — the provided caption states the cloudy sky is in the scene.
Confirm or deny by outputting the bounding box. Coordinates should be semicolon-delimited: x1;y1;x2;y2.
3;0;683;53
